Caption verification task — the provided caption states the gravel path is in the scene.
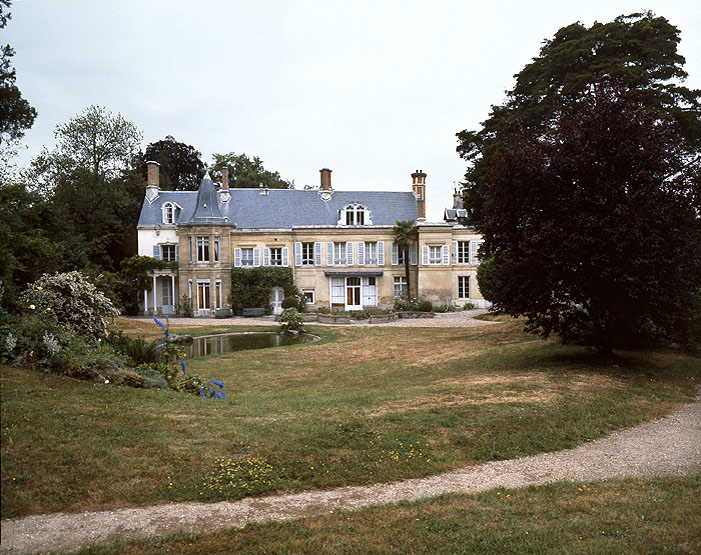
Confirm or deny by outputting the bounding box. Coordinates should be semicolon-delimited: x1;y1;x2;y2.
2;393;699;554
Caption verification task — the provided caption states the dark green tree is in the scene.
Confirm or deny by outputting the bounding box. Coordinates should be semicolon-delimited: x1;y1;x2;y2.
143;135;204;190
478;81;701;355
393;220;417;300
457;11;701;225
210;152;292;189
0;0;37;142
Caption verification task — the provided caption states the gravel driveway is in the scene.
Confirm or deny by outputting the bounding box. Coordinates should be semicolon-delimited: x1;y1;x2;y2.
2;391;699;554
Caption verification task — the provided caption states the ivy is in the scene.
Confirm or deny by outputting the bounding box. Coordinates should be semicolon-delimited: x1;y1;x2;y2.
229;267;299;315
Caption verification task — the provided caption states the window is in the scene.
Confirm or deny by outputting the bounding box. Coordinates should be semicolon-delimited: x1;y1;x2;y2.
197;280;210;310
302;242;314;265
162;203;174;224
270;247;283;266
365;242;377;265
161;244;177;261
397;247;406;266
215;279;222;309
241;248;254;267
188;237;192;263
333;242;346;265
429;246;442;265
196;236;209;262
458;276;470;299
213;237;220;262
393;276;407;298
457;241;469;264
161;279;173;306
302;289;315;304
340;203;370;226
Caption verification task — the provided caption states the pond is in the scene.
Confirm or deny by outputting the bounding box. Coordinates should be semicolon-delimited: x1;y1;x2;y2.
188;332;316;358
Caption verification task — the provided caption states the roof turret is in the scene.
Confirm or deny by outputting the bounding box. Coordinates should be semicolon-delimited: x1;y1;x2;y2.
190;172;225;223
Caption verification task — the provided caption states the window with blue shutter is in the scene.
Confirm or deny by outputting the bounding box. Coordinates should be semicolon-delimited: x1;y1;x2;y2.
391;242;398;265
452;241;458;265
294;242;302;266
442;245;450;265
314;242;322;266
263;248;271;266
377;241;385;266
422;245;429;265
234;248;242;267
327;242;334;266
282;247;289;267
253;248;261;267
153;245;161;259
410;243;418;266
346;242;354;266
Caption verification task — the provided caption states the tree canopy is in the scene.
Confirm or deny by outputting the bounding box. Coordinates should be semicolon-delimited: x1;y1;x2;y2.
457;11;701;225
0;0;37;142
477;80;700;354
143;135;204;190
210;152;292;189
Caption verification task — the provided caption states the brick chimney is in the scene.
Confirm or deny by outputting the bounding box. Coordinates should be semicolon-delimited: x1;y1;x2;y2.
412;169;427;220
146;161;160;203
320;168;332;191
220;167;231;203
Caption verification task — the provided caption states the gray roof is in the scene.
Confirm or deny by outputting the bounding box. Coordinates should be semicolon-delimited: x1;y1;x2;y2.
191;173;226;222
138;188;419;228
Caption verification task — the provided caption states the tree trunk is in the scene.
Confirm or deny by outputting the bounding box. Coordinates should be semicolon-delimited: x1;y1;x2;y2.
404;248;411;299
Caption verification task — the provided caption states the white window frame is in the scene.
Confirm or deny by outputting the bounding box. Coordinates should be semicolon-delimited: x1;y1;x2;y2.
393;276;407;298
161;278;173;306
302;289;315;304
197;279;211;311
457;241;469;264
365;242;377;265
458;276;470;299
161;244;177;261
429;246;442;265
301;242;314;266
215;279;222;309
213;236;220;262
333;242;346;266
338;203;372;226
162;202;174;224
196;236;210;262
241;248;254;267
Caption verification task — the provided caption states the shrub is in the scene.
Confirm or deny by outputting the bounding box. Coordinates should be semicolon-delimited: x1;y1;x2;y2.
281;295;304;311
419;300;433;312
107;331;160;366
20;271;119;340
229;267;300;315
463;302;476;310
394;298;421;312
278;308;304;332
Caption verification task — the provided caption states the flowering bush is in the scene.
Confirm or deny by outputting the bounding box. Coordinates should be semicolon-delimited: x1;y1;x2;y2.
277;307;304;332
20;271;119;340
394;297;421;312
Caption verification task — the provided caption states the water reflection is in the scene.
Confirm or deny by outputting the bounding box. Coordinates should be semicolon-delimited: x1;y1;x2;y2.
188;332;315;358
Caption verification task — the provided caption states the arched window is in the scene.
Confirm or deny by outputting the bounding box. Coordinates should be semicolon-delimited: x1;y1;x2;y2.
340;203;371;226
162;202;174;224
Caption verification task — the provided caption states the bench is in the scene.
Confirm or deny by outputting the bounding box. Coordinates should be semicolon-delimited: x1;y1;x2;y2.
242;308;266;317
215;309;233;319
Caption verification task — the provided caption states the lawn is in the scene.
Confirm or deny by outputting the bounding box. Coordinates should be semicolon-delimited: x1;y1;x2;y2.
1;317;699;519
77;476;701;554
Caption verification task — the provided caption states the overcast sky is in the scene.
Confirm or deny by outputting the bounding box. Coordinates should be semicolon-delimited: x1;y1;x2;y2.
6;0;700;220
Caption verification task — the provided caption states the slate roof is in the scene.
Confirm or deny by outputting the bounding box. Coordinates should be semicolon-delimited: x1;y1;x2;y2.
138;188;419;228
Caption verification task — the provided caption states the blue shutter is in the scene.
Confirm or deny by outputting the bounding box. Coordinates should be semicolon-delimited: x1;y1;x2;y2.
314;242;322;266
469;241;477;265
422;245;429;265
263;248;271;266
410;243;418;266
452;241;458;265
282;247;289;267
391;242;398;265
346;241;353;266
294;242;302;266
442;245;450;265
153;245;160;259
253;248;261;267
175;245;179;261
327;242;334;266
234;248;241;267
357;242;365;265
377;241;385;266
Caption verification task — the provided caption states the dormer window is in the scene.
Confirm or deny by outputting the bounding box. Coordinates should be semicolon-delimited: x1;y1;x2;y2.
162;202;175;224
340;203;371;226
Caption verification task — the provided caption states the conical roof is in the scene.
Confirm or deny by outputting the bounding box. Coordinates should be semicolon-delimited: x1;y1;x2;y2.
190;172;225;222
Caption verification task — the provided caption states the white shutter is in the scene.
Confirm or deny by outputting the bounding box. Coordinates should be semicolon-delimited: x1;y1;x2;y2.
391;242;398;265
153;245;160;259
346;241;353;265
357;242;365;265
469;241;478;265
422;245;429;265
314;242;322;266
294;242;302;266
410;243;418;266
442;245;450;265
282;247;289;267
377;241;385;266
174;245;179;261
476;240;484;264
263;247;270;266
452;241;458;265
253;247;261;267
234;248;242;267
327;242;334;266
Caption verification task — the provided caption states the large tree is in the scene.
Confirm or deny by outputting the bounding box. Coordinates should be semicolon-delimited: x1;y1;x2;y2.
0;0;37;142
479;81;700;354
143;135;204;190
457;11;701;225
210;152;292;189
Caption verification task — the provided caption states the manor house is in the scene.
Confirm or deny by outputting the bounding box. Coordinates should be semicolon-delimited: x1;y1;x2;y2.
137;162;484;316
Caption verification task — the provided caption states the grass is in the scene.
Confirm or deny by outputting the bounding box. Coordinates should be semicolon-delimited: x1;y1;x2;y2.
1;317;699;519
77;476;701;554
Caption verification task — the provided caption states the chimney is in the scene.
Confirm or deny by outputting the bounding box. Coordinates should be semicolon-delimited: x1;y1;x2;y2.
146;161;160;203
412;169;427;220
220;167;231;203
320;168;332;191
453;187;462;209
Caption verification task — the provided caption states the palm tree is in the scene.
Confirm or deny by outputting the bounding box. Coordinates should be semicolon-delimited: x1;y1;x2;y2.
393;220;417;300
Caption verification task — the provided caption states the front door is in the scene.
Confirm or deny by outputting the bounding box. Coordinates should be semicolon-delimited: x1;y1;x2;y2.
345;277;362;310
271;286;284;315
197;280;211;315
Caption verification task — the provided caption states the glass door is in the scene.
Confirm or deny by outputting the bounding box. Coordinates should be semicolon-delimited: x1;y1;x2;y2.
345;277;362;310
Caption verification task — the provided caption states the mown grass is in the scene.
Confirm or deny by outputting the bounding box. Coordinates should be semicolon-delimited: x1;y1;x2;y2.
1;318;699;519
79;476;701;554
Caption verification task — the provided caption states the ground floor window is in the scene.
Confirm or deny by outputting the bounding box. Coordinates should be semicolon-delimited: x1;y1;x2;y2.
161;278;173;306
393;276;407;298
215;279;222;309
197;280;211;310
458;276;470;299
302;289;315;304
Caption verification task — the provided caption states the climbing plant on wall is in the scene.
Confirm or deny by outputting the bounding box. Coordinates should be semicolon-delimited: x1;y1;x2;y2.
229;267;299;315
